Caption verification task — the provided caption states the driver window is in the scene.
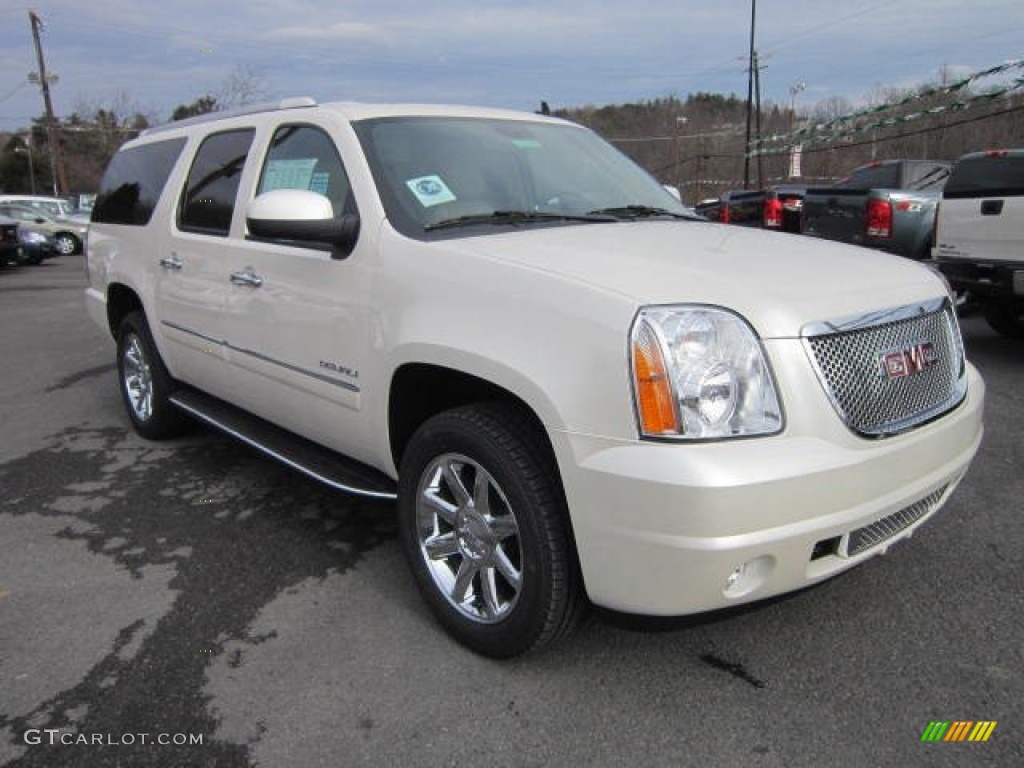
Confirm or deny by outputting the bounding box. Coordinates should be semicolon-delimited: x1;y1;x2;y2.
257;124;354;216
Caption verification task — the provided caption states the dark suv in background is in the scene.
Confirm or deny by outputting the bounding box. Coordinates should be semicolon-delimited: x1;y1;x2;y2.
0;216;25;268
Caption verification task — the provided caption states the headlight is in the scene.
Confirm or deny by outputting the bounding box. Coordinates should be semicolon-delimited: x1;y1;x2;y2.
630;306;783;439
19;231;47;245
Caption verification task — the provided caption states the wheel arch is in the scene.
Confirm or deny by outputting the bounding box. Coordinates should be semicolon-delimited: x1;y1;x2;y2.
388;362;558;473
106;282;145;339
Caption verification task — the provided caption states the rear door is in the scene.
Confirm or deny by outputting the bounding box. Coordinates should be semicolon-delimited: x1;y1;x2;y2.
936;152;1024;263
157;128;256;396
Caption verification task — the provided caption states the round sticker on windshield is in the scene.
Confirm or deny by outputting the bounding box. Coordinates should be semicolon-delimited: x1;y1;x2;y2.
406;174;457;208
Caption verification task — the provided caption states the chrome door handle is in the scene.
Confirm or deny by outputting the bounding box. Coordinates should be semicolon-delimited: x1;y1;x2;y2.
230;269;263;288
159;254;183;270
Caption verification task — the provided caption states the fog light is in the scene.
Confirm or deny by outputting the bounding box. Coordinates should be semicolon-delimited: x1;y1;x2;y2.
722;555;775;598
725;566;744;590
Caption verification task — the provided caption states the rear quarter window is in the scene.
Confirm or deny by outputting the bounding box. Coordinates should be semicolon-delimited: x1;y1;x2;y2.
943;155;1024;199
92;138;187;225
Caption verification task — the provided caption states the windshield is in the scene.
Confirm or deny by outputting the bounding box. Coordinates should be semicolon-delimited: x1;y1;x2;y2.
353;116;692;238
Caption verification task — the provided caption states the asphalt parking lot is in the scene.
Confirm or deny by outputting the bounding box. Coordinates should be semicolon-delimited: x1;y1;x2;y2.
0;256;1021;767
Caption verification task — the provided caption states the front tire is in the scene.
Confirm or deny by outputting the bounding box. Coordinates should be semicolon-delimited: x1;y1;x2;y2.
116;312;189;439
984;301;1024;339
398;403;586;657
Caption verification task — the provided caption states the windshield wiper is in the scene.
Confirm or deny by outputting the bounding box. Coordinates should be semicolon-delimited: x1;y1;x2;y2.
586;204;696;221
424;210;616;232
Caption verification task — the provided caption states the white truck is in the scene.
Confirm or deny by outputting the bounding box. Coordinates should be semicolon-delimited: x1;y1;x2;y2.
85;98;984;657
933;148;1024;337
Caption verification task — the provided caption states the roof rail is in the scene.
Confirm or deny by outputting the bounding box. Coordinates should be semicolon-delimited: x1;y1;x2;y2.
141;97;318;136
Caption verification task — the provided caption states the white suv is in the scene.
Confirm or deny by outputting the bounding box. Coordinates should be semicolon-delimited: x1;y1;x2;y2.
86;98;984;657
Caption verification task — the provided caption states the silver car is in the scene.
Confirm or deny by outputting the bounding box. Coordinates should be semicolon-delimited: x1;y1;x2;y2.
0;203;88;256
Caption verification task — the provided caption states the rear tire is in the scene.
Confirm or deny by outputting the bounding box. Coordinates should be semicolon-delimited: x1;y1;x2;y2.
983;301;1024;339
398;402;586;657
116;311;190;439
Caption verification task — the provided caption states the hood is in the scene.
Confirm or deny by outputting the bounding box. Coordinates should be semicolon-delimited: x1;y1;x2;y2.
432;220;947;338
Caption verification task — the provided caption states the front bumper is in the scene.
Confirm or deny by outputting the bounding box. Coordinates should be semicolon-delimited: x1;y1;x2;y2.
554;364;984;616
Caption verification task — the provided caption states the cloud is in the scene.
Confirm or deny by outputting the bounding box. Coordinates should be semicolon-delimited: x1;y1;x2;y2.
263;21;391;44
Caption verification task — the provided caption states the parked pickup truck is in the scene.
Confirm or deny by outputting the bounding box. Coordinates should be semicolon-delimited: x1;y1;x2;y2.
696;185;805;233
86;98;983;657
802;160;950;260
933;149;1024;337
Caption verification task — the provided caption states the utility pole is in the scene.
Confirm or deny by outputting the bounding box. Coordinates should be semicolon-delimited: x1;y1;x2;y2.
16;133;37;194
788;82;805;179
743;0;756;189
28;10;68;196
693;139;703;205
673;116;688;189
753;50;764;189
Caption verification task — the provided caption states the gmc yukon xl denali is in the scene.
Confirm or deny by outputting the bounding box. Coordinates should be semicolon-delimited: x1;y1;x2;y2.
85;98;984;657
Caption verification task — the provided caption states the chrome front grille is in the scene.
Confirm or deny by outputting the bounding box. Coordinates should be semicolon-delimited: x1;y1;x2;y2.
845;485;948;557
803;299;967;437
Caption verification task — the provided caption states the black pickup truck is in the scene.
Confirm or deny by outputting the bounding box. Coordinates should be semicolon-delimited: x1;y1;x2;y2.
695;185;805;233
802;160;950;259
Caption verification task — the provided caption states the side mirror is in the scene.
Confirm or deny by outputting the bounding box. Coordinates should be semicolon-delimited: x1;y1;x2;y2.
246;189;359;258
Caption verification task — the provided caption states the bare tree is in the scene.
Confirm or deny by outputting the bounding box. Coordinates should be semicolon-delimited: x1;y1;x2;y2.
216;64;268;109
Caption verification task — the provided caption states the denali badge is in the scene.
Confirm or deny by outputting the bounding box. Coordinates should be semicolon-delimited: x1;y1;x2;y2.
880;342;939;380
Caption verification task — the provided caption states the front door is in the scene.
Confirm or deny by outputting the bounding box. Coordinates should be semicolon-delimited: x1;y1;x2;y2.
219;122;374;462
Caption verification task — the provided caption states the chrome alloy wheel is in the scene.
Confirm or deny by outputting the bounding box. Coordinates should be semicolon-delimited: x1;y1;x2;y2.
416;453;523;623
55;234;77;256
121;333;154;422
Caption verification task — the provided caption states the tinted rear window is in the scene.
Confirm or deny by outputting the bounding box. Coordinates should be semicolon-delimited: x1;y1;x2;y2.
834;164;899;189
92;138;186;225
944;155;1024;199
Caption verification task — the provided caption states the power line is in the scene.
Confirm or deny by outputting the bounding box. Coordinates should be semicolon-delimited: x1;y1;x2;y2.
761;1;892;55
796;102;1024;156
0;82;28;105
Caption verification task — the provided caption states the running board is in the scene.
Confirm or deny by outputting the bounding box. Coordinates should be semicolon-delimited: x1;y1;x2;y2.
169;389;398;501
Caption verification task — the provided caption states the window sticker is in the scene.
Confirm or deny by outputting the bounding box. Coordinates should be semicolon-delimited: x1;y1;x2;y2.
260;158;317;193
406;174;457;208
310;171;330;196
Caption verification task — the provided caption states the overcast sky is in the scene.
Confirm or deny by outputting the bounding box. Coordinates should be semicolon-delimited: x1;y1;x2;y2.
0;0;1020;130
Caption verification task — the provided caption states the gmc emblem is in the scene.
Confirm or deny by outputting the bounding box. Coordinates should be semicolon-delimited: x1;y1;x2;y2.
880;342;939;380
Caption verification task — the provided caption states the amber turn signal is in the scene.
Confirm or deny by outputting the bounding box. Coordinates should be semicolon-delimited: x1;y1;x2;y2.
632;324;680;435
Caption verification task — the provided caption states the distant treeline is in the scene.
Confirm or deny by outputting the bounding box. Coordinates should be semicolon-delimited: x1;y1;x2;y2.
556;87;1024;203
2;80;1022;200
